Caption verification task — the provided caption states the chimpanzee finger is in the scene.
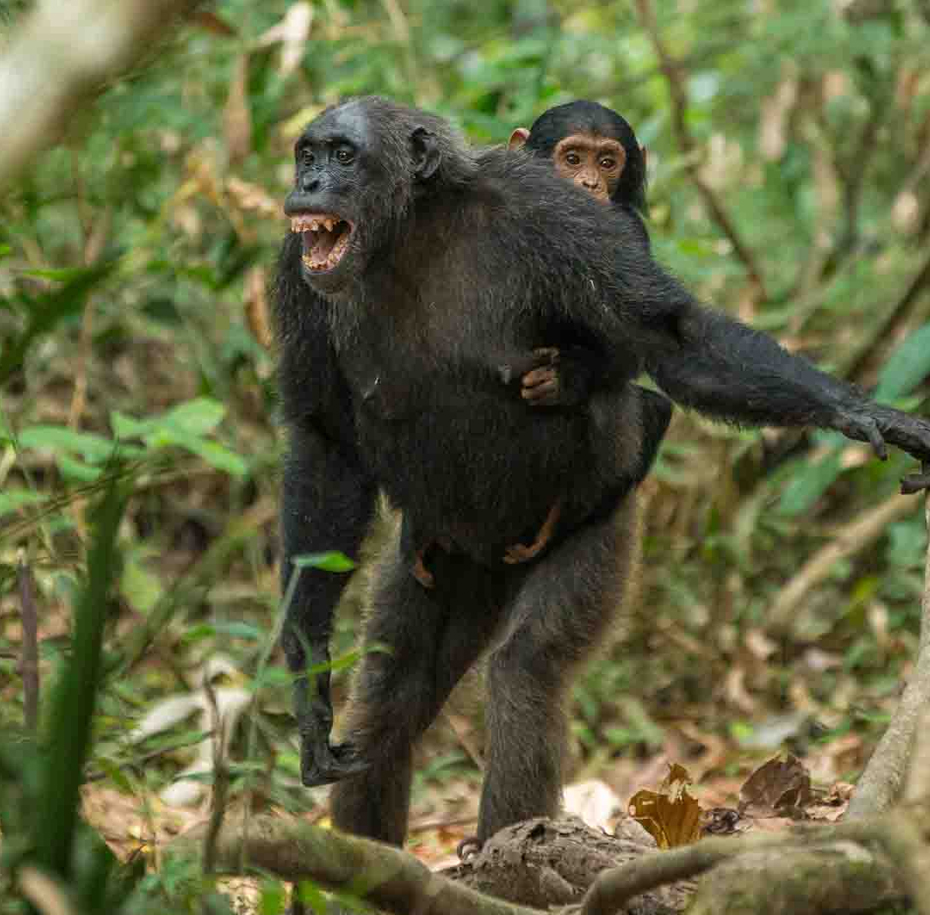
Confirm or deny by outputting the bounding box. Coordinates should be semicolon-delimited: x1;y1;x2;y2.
301;738;369;787
522;367;554;388
864;420;888;461
531;347;560;364
901;472;930;495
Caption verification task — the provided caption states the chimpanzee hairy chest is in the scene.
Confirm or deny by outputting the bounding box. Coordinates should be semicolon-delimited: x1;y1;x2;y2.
328;255;632;563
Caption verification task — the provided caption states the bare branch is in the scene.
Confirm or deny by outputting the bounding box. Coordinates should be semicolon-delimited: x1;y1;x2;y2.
0;0;203;188
170;814;544;915
17;558;39;733
767;492;917;635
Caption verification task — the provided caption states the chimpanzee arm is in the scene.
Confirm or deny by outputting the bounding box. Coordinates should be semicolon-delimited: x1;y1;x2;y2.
281;422;377;787
275;233;378;786
644;296;930;469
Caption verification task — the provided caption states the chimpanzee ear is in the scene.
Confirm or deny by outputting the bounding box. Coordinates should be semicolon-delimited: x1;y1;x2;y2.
508;128;530;149
411;126;441;180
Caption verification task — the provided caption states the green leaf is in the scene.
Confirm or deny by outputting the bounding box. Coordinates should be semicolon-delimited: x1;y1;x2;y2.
0;489;45;515
777;444;844;516
874;322;930;402
35;478;127;879
0;261;114;385
146;428;247;477
293;551;356;572
18;425;116;462
56;453;104;482
111;410;157;440
120;554;164;614
160;397;227;436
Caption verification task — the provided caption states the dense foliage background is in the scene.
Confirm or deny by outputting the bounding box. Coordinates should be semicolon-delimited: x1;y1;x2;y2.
2;0;930;910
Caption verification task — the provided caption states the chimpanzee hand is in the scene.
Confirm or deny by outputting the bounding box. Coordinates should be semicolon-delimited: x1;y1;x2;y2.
833;403;930;493
498;347;598;408
293;667;369;787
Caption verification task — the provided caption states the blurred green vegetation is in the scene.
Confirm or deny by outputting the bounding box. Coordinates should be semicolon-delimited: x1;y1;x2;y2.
2;0;930;908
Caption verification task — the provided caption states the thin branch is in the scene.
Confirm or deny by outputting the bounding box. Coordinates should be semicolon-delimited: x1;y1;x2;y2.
767;491;917;635
0;0;203;188
17;558;39;732
633;0;767;303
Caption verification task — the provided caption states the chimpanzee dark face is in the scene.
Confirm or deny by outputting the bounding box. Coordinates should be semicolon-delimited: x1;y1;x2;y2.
284;99;445;296
284;104;372;292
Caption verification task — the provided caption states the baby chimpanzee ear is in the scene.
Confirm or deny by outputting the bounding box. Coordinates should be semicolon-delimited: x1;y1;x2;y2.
508;127;530;149
411;126;441;180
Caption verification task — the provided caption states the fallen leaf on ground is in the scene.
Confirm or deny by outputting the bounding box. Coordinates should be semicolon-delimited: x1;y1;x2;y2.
628;763;703;848
739;754;812;818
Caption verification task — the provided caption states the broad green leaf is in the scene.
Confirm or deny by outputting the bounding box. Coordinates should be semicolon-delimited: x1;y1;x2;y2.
56;454;104;482
874;322;930;402
146;429;246;477
160;397;226;436
778;446;844;516
111;410;157;440
18;426;115;462
121;554;164;614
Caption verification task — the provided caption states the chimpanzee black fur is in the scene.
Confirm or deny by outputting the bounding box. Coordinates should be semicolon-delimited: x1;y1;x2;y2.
276;96;930;850
508;99;671;477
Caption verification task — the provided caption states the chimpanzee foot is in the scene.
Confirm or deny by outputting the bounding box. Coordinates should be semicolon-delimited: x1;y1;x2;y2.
457;835;483;861
503;501;561;564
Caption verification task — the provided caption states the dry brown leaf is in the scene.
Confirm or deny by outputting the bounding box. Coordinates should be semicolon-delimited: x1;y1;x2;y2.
244;266;273;350
226;177;279;218
628;762;703;849
224;54;252;165
738;754;812;818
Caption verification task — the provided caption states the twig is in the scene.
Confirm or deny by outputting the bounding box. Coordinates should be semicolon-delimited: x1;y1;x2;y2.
767;491;917;635
17;867;75;915
201;673;228;880
633;0;767;303
848;480;930;817
17;557;39;732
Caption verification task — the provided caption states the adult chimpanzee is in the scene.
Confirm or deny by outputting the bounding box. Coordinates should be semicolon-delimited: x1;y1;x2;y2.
276;96;930;854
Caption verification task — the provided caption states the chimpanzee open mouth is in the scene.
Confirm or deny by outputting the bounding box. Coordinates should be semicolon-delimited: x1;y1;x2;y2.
290;213;354;272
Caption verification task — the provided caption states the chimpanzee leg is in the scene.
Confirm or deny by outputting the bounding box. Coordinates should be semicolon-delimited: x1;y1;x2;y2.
331;537;505;845
478;493;637;842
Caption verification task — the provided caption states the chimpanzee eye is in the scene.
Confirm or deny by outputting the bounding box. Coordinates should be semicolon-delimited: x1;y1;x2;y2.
299;147;315;167
565;152;581;166
600;157;615;169
335;147;355;164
